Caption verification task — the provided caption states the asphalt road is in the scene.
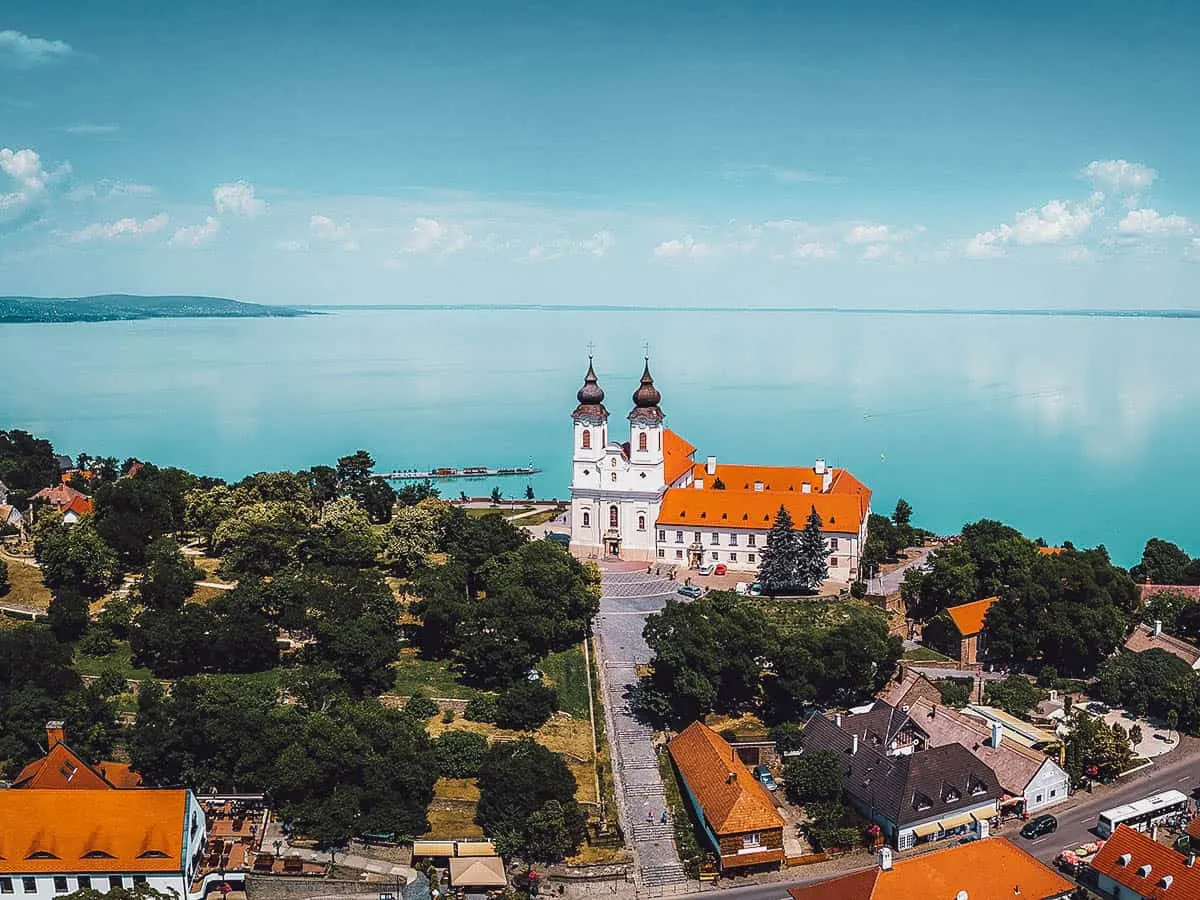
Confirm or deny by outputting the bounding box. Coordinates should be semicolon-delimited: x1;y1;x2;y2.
1006;742;1200;864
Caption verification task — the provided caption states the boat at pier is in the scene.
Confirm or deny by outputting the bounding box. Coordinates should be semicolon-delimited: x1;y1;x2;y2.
379;464;541;481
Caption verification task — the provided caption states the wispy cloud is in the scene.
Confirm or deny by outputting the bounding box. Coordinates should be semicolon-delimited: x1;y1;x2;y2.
309;214;358;251
67;179;154;201
526;229;614;261
723;163;845;185
0;30;74;67
170;216;221;248
402;217;470;256
69;212;169;243
62;123;120;136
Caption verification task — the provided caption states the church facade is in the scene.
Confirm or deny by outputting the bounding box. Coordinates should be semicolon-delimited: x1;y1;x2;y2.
568;359;872;582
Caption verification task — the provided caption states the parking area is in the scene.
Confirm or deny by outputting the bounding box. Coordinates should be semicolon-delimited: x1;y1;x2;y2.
1079;702;1180;759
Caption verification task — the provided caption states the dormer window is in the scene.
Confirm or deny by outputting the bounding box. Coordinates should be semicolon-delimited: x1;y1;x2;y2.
59;762;77;781
942;784;961;803
912;791;932;811
138;851;170;859
83;851;115;859
967;775;987;796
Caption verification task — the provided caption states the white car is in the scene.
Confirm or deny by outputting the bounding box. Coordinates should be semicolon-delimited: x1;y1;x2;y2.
697;564;715;576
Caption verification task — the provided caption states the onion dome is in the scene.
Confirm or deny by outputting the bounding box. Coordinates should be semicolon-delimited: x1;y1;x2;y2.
572;356;608;423
577;358;605;405
628;358;664;424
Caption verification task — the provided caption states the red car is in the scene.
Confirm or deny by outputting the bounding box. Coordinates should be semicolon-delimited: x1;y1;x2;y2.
714;563;727;575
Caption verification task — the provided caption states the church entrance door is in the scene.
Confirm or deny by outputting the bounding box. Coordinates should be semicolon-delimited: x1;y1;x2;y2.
605;538;621;558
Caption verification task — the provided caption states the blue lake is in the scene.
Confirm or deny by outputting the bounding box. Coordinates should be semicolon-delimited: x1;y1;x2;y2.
3;307;1198;566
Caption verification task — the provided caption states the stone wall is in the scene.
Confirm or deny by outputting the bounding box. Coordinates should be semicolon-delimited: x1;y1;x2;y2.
247;876;398;900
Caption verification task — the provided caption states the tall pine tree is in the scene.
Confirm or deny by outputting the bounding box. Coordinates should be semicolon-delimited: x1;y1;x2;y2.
796;506;829;592
758;505;801;596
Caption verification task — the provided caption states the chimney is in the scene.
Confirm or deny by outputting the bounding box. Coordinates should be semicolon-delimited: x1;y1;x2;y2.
851;734;859;755
814;458;825;475
694;479;704;490
706;456;717;476
46;720;66;748
802;483;812;494
1153;619;1163;637
1186;853;1196;868
822;469;833;493
877;847;893;871
834;713;842;727
991;722;1003;749
753;481;764;492
976;817;990;840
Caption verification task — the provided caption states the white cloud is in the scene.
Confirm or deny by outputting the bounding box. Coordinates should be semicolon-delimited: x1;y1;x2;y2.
0;30;73;67
309;214;358;251
69;212;169;243
169;216;221;247
791;241;837;260
213;181;266;217
860;243;891;261
1117;208;1192;236
67;179;154;201
965;225;1012;259
0;147;70;214
62;123;119;136
967;198;1098;258
1083;159;1157;196
845;224;893;245
527;229;614;261
652;235;715;260
402;217;470;255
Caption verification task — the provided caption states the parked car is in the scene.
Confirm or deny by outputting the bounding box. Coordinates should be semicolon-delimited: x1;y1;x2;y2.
697;564;715;576
752;765;778;792
749;582;762;596
678;585;703;599
1087;701;1111;714
714;563;727;575
956;833;980;845
1020;814;1058;839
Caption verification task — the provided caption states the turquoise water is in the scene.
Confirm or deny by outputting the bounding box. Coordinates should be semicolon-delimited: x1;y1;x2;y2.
3;307;1198;566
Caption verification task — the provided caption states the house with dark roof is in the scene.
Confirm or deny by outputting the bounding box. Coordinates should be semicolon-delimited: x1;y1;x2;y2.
788;839;1074;900
802;711;1003;850
1089;824;1200;899
1125;621;1200;670
667;722;786;871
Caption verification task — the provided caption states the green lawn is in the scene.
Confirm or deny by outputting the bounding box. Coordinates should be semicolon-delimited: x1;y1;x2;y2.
747;596;882;637
465;506;534;519
541;644;590;718
392;648;483;701
903;646;951;662
73;641;154;680
514;506;567;527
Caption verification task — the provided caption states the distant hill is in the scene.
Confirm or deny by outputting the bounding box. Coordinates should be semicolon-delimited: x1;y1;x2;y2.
0;294;311;323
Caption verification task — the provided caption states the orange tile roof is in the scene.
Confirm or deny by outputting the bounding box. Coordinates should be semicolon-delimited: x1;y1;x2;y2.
1187;816;1200;841
63;495;94;517
667;722;784;836
0;789;189;873
1038;546;1064;556
789;839;1074;900
97;761;144;789
13;743;114;790
691;461;870;502
945;596;1000;636
658;485;866;535
1090;824;1200;898
32;484;88;508
663;429;696;485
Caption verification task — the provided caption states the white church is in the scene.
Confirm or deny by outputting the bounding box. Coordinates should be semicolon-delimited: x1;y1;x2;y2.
568;358;873;581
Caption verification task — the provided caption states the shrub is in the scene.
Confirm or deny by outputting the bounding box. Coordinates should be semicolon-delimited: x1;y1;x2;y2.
936;677;973;708
404;692;439;720
494;681;558;731
441;707;456;724
464;695;498;723
48;588;90;643
849;580;867;599
78;627;117;658
434;730;489;778
1037;665;1058;688
768;721;804;753
0;558;9;595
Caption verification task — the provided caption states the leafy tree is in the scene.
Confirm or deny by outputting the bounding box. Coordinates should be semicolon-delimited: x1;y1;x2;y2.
494;681;559;731
212;500;312;576
1140;590;1198;635
783;748;843;805
396;479;440;507
404;692;439;720
796;506;829;592
476;739;586;861
434;730;489;778
130;604;217;677
959;519;1039;599
758;505;801;596
892;499;913;528
183;484;251;550
1130;538;1197;585
524;484;535;501
34;521;120;599
1096;649;1200;732
1064;709;1133;781
206;589;280;673
902;543;976;619
137;537;200;610
48;587;90;642
936;677;973;707
464;695;498;723
0;429;60;506
920;612;961;658
408;563;472;659
865;513;902;562
1178;603;1200;644
489;486;503;505
237;470;313;504
768;721;805;753
0;558;9;596
305;465;341;506
302;569;402;698
811;612;901;706
336;450;395;523
385;501;447;575
983;675;1045;718
443;508;528;583
306;496;381;568
92;466;178;565
1167;709;1180;741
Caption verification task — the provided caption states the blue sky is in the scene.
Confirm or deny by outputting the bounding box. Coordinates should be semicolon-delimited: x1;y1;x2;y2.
3;0;1200;307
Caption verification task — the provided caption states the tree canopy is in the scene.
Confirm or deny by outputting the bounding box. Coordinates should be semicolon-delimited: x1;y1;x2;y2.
758;505;802;596
1130;538;1200;585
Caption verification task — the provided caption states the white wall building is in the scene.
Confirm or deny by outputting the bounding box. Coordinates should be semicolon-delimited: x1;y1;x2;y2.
568;358;872;579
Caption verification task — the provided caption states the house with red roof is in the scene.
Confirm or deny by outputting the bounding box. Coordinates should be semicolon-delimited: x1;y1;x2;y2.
1089;824;1200;899
567;358;871;581
944;596;1000;666
31;483;93;525
666;722;786;871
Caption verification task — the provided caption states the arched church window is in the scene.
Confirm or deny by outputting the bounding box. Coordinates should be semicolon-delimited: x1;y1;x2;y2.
610;505;619;529
638;432;648;452
638;514;646;531
582;511;590;527
581;429;591;449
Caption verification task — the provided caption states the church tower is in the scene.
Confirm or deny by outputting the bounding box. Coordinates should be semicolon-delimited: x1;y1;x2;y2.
571;357;607;480
627;358;665;488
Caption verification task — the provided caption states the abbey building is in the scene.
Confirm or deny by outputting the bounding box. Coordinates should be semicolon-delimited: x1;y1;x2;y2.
568;358;872;581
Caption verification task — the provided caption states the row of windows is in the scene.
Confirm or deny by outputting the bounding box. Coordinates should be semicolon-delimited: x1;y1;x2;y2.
581;507;649;531
0;876;147;895
580;429;659;451
659;549;759;564
659;529;843;551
